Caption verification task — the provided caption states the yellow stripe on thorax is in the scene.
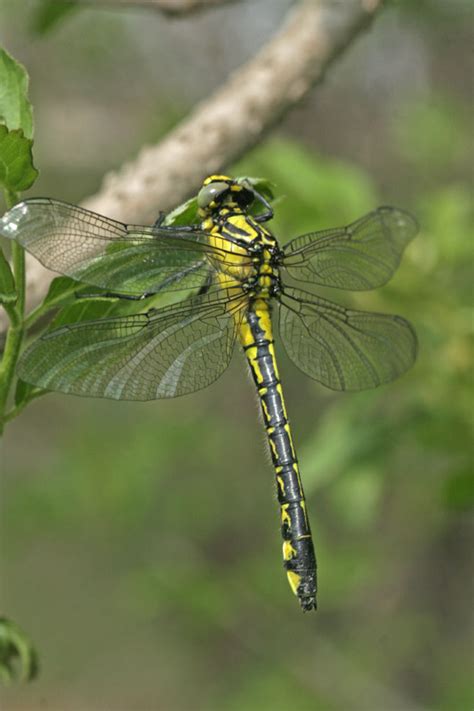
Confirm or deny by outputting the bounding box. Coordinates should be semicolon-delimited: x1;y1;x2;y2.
204;215;255;284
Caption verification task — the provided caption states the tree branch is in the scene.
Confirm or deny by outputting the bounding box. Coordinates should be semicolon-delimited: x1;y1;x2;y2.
2;0;384;330
73;0;238;15
83;0;383;223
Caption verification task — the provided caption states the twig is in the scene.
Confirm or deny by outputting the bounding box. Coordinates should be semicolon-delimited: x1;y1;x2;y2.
67;0;238;15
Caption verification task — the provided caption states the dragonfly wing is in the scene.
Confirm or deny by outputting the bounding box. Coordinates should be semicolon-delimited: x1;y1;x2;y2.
279;287;417;391
18;291;244;400
282;207;418;290
0;198;244;295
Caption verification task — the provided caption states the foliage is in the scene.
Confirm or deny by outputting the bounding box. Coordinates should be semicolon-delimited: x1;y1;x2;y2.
0;45;39;685
32;1;80;35
0;47;38;429
0;125;38;194
0;618;38;684
0;47;34;139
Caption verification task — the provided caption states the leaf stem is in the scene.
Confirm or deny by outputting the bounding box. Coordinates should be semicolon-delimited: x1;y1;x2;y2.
3;387;45;423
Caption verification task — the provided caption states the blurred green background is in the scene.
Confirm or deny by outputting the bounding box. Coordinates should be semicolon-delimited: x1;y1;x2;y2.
1;1;473;709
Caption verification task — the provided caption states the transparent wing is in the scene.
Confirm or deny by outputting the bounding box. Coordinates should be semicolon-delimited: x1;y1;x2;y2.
18;289;246;400
282;207;418;290
0;199;250;295
279;287;417;391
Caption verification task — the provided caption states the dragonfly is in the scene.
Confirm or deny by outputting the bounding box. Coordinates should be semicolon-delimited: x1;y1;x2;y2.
0;175;418;611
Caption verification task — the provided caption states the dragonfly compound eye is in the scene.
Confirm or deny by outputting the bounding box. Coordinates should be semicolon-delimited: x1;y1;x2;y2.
197;181;230;210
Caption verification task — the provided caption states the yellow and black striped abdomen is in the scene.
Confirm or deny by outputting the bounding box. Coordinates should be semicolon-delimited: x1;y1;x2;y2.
239;298;317;611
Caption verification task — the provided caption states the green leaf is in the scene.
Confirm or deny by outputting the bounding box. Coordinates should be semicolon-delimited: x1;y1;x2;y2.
24;276;84;330
0;249;16;304
163;197;199;227
32;1;80;35
47;286;182;329
33;276;115;322
42;275;84;309
0;617;38;684
13;377;36;408
0;47;33;138
0;124;38;193
49;297;129;330
238;176;274;202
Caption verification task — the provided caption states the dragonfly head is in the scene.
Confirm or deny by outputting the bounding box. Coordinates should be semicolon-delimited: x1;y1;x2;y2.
197;175;254;217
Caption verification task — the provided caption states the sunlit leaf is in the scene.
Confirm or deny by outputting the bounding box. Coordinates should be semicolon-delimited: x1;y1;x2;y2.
163;196;198;227
0;47;33;138
0;125;38;193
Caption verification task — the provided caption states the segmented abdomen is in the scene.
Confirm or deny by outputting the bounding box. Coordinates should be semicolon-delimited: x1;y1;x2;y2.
239;299;317;611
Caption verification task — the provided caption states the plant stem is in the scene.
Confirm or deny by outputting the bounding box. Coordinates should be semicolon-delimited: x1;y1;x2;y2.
0;190;25;433
11;241;25;315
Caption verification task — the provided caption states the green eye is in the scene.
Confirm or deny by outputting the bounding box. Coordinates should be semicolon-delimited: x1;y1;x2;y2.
197;181;229;209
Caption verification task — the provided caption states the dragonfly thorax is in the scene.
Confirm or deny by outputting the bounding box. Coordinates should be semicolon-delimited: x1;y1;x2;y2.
203;202;282;297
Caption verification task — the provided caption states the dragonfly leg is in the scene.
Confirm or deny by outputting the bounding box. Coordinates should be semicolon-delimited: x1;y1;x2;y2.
152;211;165;228
196;272;214;296
74;261;211;303
252;190;274;223
254;210;274;224
75;290;154;301
152;212;201;233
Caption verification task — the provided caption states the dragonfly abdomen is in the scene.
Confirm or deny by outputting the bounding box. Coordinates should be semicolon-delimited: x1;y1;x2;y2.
240;301;317;611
